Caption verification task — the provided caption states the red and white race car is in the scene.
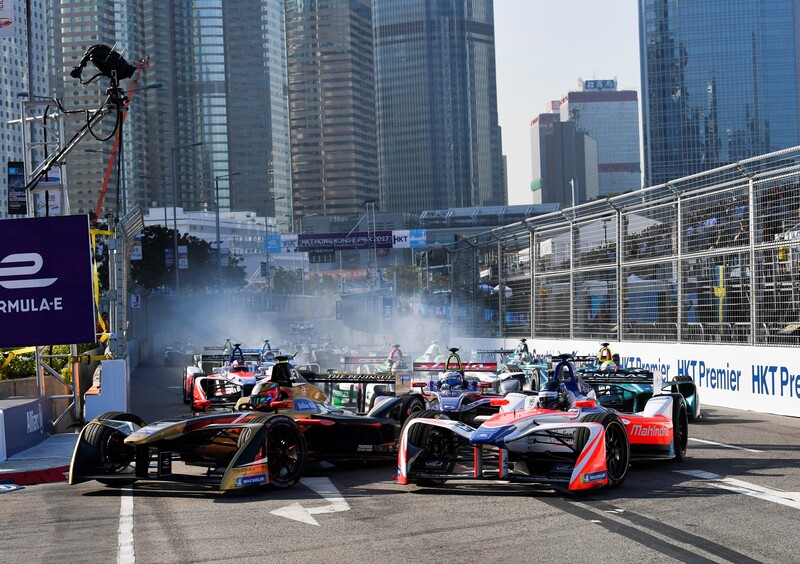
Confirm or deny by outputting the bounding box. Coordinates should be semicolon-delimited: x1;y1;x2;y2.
397;354;688;492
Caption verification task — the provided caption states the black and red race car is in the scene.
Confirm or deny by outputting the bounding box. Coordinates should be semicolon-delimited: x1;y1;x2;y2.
69;394;402;491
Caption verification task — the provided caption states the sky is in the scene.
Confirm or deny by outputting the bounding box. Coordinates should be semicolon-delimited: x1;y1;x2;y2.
494;0;641;204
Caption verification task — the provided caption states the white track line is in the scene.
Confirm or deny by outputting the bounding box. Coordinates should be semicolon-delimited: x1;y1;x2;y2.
118;487;135;564
688;438;763;453
677;470;800;510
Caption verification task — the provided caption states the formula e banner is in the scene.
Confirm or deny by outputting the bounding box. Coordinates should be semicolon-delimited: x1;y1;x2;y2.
0;215;95;346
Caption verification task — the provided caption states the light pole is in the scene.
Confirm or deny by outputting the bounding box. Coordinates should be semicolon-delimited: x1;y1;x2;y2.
214;171;241;287
266;196;286;291
170;141;203;295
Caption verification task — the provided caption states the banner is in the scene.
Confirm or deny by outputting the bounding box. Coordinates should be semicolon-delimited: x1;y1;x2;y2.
7;161;26;215
0;1;15;39
0;215;95;346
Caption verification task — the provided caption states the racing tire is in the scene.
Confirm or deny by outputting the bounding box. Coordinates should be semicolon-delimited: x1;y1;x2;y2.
577;412;630;488
238;414;306;489
669;393;689;462
182;375;191;404
96;411;146;427
398;394;425;425
83;422;137;486
403;410;455;486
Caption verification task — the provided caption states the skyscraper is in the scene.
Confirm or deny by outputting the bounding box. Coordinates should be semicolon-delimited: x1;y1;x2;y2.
0;0;49;219
284;0;378;220
373;0;505;215
559;80;640;196
143;0;292;224
640;0;800;187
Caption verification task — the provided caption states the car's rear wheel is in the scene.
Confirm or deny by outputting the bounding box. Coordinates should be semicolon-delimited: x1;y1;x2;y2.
83;422;137;486
404;410;455;486
238;414;306;489
578;412;630;488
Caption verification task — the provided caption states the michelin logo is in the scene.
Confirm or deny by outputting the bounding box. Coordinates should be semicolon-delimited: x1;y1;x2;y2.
0;253;58;289
27;405;44;434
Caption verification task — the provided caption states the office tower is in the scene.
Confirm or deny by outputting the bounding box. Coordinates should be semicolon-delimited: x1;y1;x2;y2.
530;100;600;208
373;0;505;215
640;0;800;187
1;0;49;219
284;0;378;221
143;1;292;225
530;103;561;205
559;80;640;196
50;0;124;217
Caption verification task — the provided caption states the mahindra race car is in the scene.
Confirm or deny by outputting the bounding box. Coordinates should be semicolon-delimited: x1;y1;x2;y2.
397;355;688;492
69;410;307;491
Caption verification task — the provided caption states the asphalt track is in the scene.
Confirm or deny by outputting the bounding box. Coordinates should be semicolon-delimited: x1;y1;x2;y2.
1;357;799;564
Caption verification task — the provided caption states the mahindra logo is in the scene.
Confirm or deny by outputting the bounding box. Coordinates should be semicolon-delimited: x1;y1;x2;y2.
0;253;58;289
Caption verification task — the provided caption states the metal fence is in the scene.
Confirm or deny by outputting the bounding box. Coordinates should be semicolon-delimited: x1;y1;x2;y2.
449;145;800;346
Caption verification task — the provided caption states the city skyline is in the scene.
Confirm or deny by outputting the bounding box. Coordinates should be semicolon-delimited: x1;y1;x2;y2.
494;0;640;205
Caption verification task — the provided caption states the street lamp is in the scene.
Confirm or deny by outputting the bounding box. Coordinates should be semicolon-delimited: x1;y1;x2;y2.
170;141;203;295
266;196;286;291
214;172;242;287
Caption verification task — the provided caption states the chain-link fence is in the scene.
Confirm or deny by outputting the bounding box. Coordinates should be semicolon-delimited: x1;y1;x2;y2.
448;145;800;346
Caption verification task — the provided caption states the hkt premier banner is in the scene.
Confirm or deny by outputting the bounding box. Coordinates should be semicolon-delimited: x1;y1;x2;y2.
0;215;95;346
0;1;15;39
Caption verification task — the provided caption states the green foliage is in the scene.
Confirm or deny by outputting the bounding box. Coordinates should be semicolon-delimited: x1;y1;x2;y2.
130;225;246;292
0;343;97;381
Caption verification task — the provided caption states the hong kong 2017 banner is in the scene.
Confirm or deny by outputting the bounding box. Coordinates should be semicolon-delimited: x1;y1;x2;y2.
0;215;96;346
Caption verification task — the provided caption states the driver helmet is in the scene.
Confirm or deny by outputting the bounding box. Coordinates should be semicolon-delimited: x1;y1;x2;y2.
536;381;571;411
231;360;239;368
250;381;281;411
440;370;465;391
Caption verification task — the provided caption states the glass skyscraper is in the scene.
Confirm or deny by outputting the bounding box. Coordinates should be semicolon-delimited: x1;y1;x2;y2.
144;0;291;223
285;0;378;220
640;0;800;187
373;0;505;215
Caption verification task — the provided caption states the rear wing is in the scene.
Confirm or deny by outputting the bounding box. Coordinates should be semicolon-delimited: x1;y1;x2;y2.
578;369;655;386
305;371;408;412
412;362;498;373
340;355;386;366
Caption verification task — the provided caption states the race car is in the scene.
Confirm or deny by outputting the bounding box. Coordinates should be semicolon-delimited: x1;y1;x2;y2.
164;340;195;367
397;355;688;492
581;369;701;421
403;348;503;425
192;354;326;412
70;395;403;489
69;410;307;491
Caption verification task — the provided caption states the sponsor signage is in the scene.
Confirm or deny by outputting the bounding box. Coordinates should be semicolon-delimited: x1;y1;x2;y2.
268;230;428;253
0;215;95;346
584;79;617;91
7;161;27;215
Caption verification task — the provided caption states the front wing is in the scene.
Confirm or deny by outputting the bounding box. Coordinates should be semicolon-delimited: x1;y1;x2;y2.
69;414;289;491
397;417;610;491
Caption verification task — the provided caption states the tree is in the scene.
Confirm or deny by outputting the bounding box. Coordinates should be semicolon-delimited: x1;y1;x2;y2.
130;225;246;292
